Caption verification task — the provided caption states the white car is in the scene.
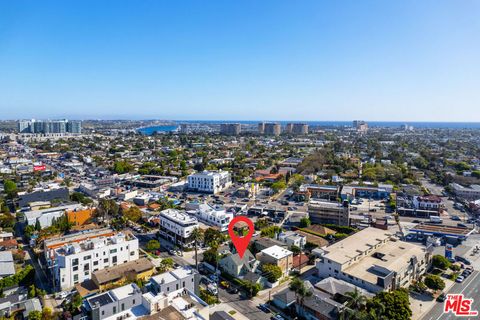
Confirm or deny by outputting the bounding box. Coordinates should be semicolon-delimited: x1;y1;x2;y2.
456;276;465;283
56;291;69;299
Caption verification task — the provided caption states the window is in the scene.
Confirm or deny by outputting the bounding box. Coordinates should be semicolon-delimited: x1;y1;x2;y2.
84;264;89;271
121;303;125;311
73;274;79;283
133;299;135;305
72;258;79;266
176;284;179;290
102;311;105;316
84;271;89;276
93;261;99;266
110;249;117;254
73;266;78;271
84;255;91;261
130;251;135;256
113;307;116;314
112;256;117;264
104;258;108;263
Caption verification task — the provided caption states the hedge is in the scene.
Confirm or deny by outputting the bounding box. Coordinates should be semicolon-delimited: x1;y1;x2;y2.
0;265;35;290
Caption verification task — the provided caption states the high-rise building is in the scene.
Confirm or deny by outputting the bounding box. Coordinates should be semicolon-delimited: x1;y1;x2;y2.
263;122;281;136
220;123;241;135
286;123;309;135
353;120;368;133
258;122;265;134
16;119;82;134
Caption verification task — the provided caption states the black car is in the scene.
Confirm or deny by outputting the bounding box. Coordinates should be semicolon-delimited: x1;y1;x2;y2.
258;304;271;313
455;256;472;265
437;293;446;302
228;287;239;294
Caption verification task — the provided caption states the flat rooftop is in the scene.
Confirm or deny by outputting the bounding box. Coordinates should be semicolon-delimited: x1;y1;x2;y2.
344;240;426;285
411;224;474;237
323;228;393;265
261;245;293;260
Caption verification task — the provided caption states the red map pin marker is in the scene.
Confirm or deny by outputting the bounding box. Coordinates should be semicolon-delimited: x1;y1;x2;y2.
228;216;254;259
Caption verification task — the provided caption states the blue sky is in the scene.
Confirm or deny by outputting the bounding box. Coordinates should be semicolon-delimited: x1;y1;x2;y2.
0;1;479;121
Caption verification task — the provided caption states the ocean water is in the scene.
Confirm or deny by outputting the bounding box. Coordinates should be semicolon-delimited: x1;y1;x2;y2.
138;125;178;135
138;121;480;135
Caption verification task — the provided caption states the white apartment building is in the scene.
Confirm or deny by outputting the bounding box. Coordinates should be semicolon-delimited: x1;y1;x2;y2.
185;202;233;232
187;170;232;194
450;183;480;200
44;228;139;290
159;209;199;248
316;227;431;293
277;231;307;249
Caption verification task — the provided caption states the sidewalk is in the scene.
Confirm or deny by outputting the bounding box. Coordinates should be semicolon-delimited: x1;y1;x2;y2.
410;278;455;320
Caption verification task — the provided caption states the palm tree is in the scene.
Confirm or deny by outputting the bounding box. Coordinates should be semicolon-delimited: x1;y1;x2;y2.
344;288;368;311
339;288;369;320
289;278;313;317
190;227;204;271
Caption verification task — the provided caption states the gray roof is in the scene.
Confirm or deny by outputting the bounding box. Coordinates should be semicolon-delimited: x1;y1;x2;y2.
315;277;374;298
211;311;236;320
301;289;343;320
272;288;297;306
0;251;15;277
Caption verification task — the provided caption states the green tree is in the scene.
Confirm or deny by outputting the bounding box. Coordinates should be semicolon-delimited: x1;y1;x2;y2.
28;310;42;320
432;255;451;270
146;240;160;252
270;180;286;194
299;217;311;228
290;245;301;255
367;289;412;320
424;274;446;291
158;258;174;272
124;206;143;222
203;228;223;247
4;180;17;198
262;264;283;283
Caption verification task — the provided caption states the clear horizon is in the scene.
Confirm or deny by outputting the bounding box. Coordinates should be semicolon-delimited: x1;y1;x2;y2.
1;1;479;121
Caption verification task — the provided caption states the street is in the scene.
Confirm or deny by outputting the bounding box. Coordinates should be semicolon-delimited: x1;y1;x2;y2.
423;271;480;320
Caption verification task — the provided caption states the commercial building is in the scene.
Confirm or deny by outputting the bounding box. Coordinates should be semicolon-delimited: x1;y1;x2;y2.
294;184;340;202
17;119;82;134
185;202;233;232
308;200;350;226
220;123;241;135
187;170;232;194
285;123;309;135
316;227;432;293
66;207;95;226
44;228;139;290
23;204;83;228
450;183;480;200
158;209;199;248
17;187;70;208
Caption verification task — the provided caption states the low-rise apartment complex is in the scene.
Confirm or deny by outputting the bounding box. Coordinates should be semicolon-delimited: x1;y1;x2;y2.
316;227;432;293
44;228;139;290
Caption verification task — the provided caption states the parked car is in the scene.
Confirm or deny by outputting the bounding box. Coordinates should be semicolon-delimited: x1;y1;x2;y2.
455;256;472;265
258;304;271;313
451;215;461;221
271;315;285;320
436;293;446;302
227;287;239;294
456;275;465;283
